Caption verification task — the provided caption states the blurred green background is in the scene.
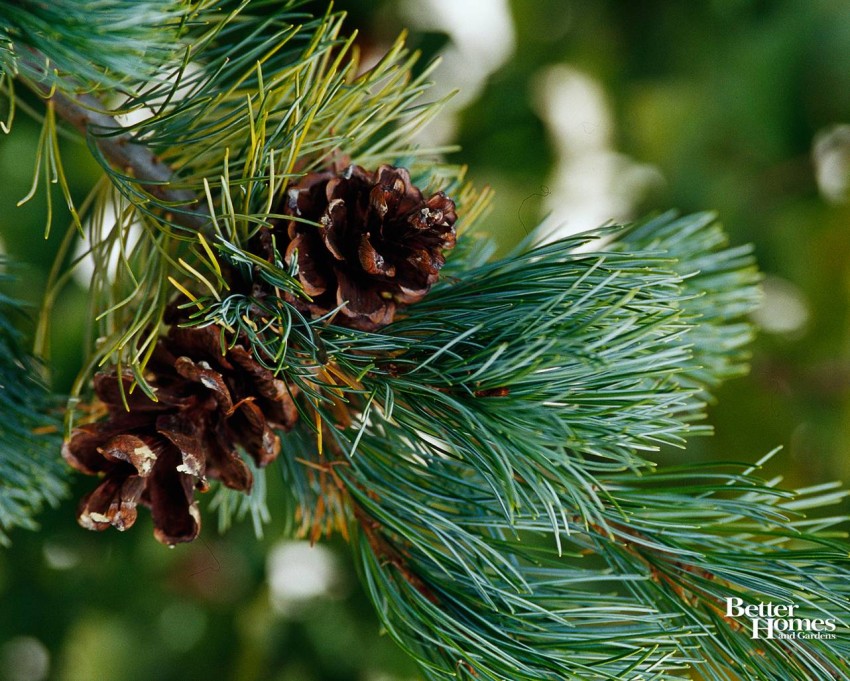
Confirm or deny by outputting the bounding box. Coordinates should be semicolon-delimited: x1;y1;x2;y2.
2;1;850;679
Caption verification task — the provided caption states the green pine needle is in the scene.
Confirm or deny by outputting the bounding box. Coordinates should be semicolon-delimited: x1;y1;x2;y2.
0;259;66;546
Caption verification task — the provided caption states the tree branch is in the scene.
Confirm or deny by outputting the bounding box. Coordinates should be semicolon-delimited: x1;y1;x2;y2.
19;53;208;231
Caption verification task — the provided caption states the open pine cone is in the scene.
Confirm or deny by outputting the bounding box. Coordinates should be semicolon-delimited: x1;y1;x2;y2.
63;324;299;545
281;164;457;330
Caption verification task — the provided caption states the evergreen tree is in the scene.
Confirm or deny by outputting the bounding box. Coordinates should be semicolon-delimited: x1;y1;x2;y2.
1;2;848;679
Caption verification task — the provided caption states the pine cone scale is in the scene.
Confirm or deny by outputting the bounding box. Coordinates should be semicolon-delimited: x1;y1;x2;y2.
94;372;176;412
335;269;396;327
146;446;201;545
100;434;157;477
228;349;299;430
285;232;330;296
205;427;253;491
174;356;234;413
230;399;281;465
358;234;395;276
78;471;145;532
62;425;109;475
322;199;349;260
156;413;206;478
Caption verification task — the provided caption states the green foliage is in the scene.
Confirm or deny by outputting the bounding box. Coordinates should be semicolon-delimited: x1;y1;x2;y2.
0;0;192;97
1;2;849;680
29;1;453;404
247;212;849;680
0;259;66;546
616;212;761;393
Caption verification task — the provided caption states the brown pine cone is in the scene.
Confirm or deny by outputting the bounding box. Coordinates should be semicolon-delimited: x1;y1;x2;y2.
281;164;457;330
63;324;299;545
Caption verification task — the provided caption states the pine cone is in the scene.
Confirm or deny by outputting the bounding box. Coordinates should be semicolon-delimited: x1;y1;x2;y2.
63;324;299;545
281;164;457;330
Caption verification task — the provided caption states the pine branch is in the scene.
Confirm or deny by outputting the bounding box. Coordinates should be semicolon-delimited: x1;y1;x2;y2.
5;3;848;679
30;7;454;388
262;213;848;680
22;62;208;231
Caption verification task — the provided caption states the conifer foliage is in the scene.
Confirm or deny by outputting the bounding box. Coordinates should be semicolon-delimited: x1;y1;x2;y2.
1;2;849;679
0;260;65;546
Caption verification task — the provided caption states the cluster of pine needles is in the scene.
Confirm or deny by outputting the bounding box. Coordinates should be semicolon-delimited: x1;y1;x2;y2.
0;2;848;679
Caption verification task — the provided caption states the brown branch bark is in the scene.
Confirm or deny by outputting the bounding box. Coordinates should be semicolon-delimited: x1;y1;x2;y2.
20;53;209;231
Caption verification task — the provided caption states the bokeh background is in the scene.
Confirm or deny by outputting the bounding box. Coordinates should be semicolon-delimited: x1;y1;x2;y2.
2;1;850;679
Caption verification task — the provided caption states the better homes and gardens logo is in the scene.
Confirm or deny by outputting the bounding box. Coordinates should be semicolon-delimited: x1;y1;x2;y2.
725;597;838;640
